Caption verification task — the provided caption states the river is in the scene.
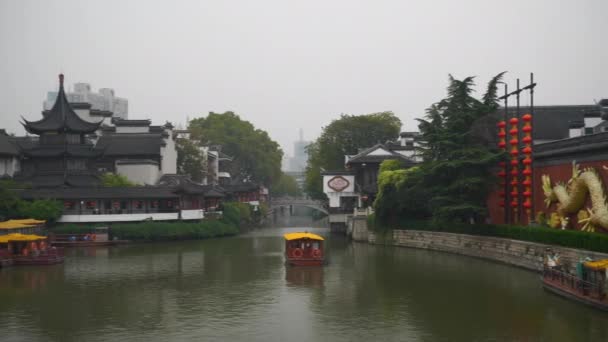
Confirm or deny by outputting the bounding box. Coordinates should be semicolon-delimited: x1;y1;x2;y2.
1;226;607;341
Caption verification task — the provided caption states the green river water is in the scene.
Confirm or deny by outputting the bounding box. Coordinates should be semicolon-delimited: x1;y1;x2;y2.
1;226;608;341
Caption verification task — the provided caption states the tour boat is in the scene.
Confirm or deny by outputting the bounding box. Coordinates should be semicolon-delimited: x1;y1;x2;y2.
284;232;325;266
542;259;608;311
0;233;64;267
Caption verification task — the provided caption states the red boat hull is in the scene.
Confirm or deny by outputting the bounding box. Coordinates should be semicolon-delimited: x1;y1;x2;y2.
52;240;128;247
286;257;325;266
542;277;608;311
12;255;64;266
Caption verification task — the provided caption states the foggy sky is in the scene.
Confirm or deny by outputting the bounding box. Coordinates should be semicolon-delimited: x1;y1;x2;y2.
1;0;606;158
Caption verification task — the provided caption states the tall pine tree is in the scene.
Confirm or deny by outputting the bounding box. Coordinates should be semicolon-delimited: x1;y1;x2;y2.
414;73;505;223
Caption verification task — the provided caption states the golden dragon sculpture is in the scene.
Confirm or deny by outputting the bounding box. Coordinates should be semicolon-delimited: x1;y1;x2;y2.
542;162;608;232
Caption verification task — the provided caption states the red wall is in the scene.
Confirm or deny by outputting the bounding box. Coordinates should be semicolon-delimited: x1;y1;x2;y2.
488;160;608;230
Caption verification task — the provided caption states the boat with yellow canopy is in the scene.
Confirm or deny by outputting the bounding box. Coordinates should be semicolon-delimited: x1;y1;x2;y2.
284;232;325;266
542;257;608;311
0;233;64;267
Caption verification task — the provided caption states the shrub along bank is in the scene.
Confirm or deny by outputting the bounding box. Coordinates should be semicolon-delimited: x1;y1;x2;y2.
51;202;247;241
368;215;608;254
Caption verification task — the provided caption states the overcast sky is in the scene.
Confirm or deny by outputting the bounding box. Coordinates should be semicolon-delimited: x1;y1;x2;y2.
1;0;606;158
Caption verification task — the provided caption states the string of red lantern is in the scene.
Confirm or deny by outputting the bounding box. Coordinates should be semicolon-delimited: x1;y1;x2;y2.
521;114;533;222
497;121;507;209
509;117;519;223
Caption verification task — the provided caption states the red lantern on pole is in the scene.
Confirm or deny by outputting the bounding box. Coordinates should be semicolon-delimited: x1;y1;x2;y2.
497;121;507;208
509;118;519;222
521;114;533;222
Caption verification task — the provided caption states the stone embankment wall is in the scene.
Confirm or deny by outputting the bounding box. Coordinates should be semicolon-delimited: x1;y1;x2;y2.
359;227;608;273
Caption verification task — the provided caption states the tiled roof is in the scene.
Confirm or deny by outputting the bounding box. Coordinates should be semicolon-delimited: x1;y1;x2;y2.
346;144;415;165
501;105;598;142
22;75;102;135
0;132;19;156
18;186;179;200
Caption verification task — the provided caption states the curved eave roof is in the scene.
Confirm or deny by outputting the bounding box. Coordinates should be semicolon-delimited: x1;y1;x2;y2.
284;232;324;241
0;233;46;243
22;74;102;134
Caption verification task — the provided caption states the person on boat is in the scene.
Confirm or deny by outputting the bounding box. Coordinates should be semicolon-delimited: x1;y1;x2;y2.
545;249;560;270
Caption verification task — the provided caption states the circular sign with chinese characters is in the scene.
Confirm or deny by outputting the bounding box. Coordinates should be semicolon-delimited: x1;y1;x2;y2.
327;176;350;192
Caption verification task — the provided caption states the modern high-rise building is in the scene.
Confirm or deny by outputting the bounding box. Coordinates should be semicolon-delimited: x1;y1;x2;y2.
288;129;310;172
43;82;128;120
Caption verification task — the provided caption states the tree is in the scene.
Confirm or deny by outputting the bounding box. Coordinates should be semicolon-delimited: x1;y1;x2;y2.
0;180;62;222
305;111;402;199
0;180;20;221
17;199;63;222
271;173;301;197
176;139;205;182
101;173;137;187
189;112;283;186
412;73;505;223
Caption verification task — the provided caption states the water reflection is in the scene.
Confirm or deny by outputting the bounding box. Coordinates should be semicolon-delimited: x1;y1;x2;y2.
285;266;324;289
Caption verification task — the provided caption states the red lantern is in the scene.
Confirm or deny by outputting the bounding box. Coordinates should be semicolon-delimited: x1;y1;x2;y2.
498;171;507;177
509;118;519;125
498;121;507;128
522;158;532;165
523;202;532;209
498;141;506;148
522;114;532;121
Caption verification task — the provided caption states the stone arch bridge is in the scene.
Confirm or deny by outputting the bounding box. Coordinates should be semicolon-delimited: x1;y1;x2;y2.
270;197;328;215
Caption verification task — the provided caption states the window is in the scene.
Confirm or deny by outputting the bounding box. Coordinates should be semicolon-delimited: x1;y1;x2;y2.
85;201;96;209
585;127;594;135
133;200;144;209
67;159;86;170
66;134;81;144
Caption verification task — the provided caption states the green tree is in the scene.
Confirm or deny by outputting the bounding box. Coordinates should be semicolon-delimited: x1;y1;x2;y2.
271;173;301;197
189;112;283;186
413;73;505;223
101;173;137;187
0;180;20;221
176;138;205;182
305;112;402;199
17;199;63;222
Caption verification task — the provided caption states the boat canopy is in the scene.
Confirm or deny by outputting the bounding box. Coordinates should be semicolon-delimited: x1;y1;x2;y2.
0;219;46;230
283;232;324;241
0;233;47;243
584;259;608;271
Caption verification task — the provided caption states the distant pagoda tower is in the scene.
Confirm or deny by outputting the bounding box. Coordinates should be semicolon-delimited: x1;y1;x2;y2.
18;74;103;187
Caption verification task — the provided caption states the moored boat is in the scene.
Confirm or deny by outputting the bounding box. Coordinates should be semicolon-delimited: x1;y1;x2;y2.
542;259;608;311
0;233;64;267
284;232;325;266
49;226;128;247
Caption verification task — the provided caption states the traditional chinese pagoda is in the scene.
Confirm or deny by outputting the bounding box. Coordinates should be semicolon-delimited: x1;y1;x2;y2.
17;74;103;187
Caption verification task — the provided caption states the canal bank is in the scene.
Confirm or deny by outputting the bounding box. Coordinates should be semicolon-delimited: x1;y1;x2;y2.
351;217;608;272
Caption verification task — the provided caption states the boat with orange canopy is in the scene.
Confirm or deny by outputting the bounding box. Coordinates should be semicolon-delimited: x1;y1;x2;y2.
284;232;325;266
